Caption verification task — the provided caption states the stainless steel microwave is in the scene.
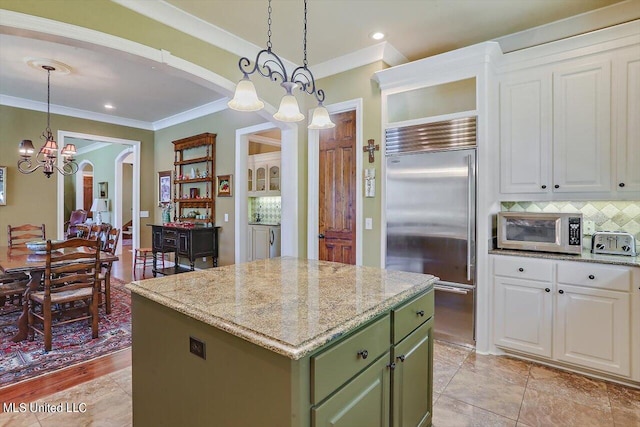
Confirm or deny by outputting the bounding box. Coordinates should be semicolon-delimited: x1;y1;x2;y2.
497;212;583;254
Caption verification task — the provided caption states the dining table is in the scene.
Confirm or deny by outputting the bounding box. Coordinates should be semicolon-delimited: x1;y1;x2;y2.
0;243;118;342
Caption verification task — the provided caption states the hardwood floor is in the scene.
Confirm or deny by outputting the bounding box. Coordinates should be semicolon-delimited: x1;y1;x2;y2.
0;348;131;405
0;243;136;407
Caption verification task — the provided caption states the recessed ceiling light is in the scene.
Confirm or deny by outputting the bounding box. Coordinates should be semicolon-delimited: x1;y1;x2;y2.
370;32;385;41
104;104;115;110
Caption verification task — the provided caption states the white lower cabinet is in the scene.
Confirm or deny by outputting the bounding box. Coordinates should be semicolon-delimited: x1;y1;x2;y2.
494;277;552;358
247;225;281;261
492;255;638;381
554;283;630;376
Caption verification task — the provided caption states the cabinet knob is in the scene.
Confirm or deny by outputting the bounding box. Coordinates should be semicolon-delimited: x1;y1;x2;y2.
554;184;560;189
518;267;524;272
387;362;396;370
416;310;425;317
397;355;406;363
619;183;625;188
588;274;595;280
357;349;369;360
545;288;550;293
559;289;564;294
541;185;547;189
318;233;325;239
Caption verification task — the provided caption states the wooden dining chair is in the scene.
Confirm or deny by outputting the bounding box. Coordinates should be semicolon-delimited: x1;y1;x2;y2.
27;238;101;352
99;227;120;314
7;223;46;247
0;273;30;321
64;209;88;239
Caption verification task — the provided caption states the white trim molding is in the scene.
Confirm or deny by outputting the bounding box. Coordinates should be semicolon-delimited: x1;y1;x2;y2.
307;98;364;265
56;131;141;253
235;122;298;264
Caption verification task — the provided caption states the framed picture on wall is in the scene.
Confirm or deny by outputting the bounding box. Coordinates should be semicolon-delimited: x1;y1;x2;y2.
158;170;172;205
216;174;232;197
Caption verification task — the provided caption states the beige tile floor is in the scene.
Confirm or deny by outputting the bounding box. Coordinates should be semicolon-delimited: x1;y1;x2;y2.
1;341;639;426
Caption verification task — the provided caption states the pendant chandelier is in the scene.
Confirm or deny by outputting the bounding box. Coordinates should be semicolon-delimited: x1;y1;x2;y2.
228;0;335;129
17;65;78;178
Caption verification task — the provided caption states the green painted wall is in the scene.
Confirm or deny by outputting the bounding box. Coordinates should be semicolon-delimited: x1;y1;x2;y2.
2;2;388;266
0;105;154;245
154;110;267;267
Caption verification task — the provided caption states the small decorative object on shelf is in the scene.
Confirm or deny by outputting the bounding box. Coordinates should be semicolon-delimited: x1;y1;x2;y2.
172;133;216;223
161;202;172;224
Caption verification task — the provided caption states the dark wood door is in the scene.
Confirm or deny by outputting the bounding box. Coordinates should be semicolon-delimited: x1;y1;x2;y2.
83;176;93;211
319;110;356;264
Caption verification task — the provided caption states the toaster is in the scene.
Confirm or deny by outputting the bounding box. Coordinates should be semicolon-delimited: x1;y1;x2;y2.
591;231;637;256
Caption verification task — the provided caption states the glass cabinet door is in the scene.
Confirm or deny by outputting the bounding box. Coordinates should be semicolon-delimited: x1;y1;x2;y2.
269;166;280;191
256;166;266;191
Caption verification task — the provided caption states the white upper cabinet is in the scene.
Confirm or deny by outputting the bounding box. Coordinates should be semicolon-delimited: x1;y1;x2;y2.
499;71;552;193
498;27;639;200
552;59;611;193
247;152;281;196
615;53;640;192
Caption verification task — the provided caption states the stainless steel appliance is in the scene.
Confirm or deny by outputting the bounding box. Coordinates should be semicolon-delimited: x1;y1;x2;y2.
270;226;281;258
591;231;637;256
497;212;582;254
385;117;476;347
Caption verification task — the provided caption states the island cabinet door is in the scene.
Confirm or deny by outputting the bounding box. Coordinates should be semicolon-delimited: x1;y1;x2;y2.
392;318;433;427
312;353;390;427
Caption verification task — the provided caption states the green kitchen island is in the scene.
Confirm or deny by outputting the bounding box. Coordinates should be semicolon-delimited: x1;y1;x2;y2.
127;257;436;427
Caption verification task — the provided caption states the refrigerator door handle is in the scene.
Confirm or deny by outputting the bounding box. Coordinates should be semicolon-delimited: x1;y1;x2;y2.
466;154;473;282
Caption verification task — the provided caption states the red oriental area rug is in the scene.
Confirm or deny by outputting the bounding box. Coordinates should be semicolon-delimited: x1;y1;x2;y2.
0;279;131;386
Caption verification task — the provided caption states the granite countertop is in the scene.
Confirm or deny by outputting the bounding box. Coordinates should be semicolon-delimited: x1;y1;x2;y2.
126;257;436;360
248;222;281;226
489;248;640;267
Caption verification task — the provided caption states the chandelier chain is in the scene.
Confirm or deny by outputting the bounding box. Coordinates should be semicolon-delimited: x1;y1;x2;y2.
43;65;55;140
267;0;273;50
303;0;308;67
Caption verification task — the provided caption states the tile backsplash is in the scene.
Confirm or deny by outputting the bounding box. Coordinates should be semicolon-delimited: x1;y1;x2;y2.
249;196;281;224
501;201;640;242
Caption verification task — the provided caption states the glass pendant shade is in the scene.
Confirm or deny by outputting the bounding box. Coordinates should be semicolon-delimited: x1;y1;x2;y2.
308;105;335;129
228;78;264;112
19;140;35;157
273;94;305;122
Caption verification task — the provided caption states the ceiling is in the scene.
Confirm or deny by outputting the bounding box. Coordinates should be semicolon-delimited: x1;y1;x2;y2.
0;0;636;130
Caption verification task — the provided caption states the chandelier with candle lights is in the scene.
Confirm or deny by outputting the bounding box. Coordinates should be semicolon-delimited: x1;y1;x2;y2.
18;65;78;178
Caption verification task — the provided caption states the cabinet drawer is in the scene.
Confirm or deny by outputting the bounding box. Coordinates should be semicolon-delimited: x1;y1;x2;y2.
312;352;390;427
493;256;553;282
557;262;631;291
311;314;390;405
393;291;434;345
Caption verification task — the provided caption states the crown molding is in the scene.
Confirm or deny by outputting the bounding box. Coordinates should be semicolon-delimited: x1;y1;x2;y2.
313;42;408;79
0;95;155;130
112;0;407;79
112;0;297;71
494;0;640;53
248;135;281;147
152;98;230;130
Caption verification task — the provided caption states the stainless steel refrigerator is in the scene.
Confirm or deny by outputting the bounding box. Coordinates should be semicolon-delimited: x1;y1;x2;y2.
385;117;476;347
